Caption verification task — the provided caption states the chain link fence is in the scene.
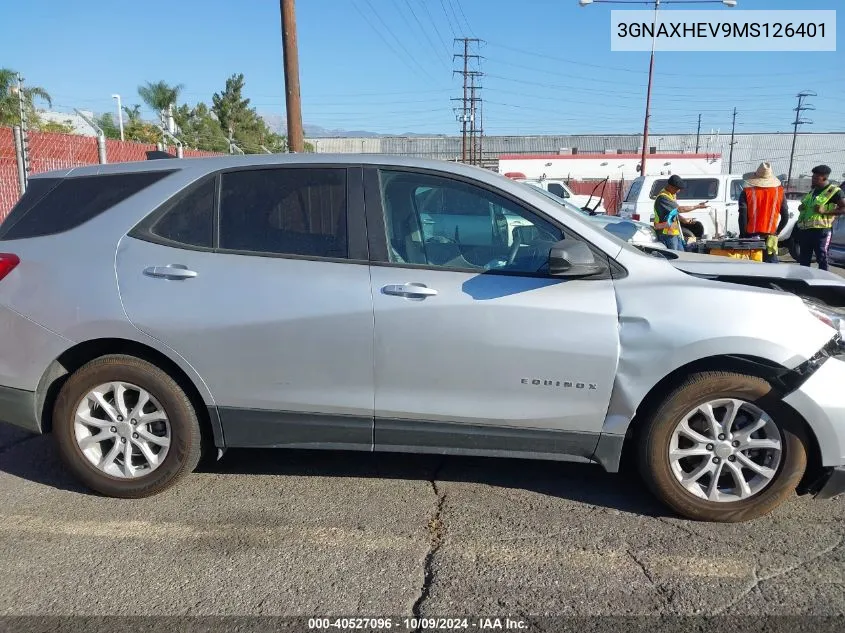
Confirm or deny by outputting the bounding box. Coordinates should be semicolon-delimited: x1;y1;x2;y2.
0;127;222;221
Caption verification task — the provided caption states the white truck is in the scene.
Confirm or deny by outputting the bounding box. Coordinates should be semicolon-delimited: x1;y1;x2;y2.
619;174;800;245
504;173;608;215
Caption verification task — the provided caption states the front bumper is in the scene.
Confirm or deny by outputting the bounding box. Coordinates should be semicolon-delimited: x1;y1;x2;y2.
784;356;845;467
0;385;40;434
814;467;845;500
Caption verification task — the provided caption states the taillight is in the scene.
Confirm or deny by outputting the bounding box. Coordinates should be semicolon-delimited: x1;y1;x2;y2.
0;254;20;282
632;214;641;221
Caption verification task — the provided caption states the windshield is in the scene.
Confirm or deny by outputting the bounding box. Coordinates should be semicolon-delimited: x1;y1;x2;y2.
516;181;653;258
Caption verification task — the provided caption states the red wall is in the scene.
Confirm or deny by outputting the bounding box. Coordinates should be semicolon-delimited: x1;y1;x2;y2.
0;127;221;221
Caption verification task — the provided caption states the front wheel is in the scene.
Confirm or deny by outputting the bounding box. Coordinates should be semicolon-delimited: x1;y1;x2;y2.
638;372;807;522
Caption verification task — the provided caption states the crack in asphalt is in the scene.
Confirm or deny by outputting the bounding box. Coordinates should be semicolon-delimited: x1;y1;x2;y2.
410;459;447;626
627;548;677;608
713;533;845;614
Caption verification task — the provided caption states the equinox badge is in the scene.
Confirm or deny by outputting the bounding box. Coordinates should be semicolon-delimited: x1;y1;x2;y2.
521;378;598;390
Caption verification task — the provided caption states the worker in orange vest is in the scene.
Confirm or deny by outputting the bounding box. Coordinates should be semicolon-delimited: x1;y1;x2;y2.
738;163;789;263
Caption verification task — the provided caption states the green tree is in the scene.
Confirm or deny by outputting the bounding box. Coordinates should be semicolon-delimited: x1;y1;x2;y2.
0;68;52;127
39;119;75;134
96;113;122;140
174;102;229;152
121;103;161;144
137;80;183;123
212;73;284;153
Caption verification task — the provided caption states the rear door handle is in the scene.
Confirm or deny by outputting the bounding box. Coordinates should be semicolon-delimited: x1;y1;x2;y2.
382;283;438;298
143;265;198;280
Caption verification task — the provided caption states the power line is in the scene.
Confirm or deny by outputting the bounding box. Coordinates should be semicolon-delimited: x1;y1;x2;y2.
415;0;452;58
400;0;450;65
438;0;458;37
452;0;474;35
353;0;437;83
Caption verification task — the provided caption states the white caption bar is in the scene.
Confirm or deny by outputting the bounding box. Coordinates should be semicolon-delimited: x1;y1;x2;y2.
611;10;836;52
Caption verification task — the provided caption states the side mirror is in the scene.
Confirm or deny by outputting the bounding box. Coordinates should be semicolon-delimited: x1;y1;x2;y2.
548;239;605;277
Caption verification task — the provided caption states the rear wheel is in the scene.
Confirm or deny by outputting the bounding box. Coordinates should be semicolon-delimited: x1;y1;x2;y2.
53;355;202;498
638;372;807;522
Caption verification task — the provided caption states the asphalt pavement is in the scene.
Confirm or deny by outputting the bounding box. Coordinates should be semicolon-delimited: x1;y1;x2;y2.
0;261;843;623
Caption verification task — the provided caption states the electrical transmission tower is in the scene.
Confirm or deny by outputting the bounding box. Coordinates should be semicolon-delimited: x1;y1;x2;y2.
787;91;816;191
452;37;483;165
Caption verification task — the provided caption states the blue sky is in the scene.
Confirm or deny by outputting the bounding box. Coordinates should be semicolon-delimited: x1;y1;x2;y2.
4;0;842;136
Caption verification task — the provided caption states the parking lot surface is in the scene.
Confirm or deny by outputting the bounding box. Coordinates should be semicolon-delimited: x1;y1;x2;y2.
0;262;843;620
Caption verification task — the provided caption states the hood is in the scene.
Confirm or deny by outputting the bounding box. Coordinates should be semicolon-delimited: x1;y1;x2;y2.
667;250;845;305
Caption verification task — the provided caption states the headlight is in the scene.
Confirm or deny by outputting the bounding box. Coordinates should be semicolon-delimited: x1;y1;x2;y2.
803;298;845;334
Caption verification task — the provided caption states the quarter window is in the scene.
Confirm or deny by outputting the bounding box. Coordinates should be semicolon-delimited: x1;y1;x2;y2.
730;179;745;201
219;168;348;258
380;170;563;274
0;171;172;241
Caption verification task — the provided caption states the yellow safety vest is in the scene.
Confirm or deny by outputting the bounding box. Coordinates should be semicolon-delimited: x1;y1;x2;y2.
654;189;681;236
798;185;841;230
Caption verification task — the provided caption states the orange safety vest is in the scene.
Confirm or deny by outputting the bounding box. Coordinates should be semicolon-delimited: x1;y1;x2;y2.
745;186;784;235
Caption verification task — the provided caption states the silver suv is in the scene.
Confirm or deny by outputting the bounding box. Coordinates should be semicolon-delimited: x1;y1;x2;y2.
1;155;844;522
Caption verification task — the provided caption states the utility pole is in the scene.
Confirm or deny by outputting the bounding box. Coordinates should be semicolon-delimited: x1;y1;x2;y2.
280;0;304;152
467;74;483;166
452;37;483;164
14;73;29;190
728;108;738;173
787;91;816;191
695;114;702;153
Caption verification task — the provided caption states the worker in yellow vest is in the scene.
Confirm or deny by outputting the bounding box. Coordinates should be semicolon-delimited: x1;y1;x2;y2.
653;175;708;251
797;165;845;270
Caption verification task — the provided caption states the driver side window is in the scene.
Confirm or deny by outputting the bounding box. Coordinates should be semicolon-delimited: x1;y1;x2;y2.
379;170;563;274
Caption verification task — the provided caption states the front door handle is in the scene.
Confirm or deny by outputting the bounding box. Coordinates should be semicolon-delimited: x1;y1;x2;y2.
382;283;438;298
143;265;198;280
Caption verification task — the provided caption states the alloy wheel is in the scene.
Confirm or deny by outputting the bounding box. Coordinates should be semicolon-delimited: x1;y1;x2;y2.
73;382;171;478
668;398;782;502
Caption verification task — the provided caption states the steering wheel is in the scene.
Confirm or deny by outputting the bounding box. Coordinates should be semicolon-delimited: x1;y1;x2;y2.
507;236;523;267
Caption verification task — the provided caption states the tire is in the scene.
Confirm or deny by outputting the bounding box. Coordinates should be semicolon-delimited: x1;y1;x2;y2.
789;232;814;263
638;372;807;522
53;354;202;498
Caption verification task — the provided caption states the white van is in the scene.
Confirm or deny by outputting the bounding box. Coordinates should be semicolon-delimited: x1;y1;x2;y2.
620;174;799;243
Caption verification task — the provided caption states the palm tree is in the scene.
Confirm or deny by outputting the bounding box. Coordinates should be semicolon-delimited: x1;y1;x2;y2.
137;80;183;124
0;68;52;127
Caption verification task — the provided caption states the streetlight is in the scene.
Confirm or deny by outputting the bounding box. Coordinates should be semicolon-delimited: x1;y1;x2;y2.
111;94;124;142
578;0;737;176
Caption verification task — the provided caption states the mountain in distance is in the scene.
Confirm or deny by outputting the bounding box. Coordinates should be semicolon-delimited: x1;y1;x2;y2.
261;114;446;138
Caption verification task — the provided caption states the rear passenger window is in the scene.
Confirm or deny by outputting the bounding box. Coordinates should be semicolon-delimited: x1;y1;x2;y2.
0;171;172;240
150;179;214;248
219;168;348;258
730;179;745;201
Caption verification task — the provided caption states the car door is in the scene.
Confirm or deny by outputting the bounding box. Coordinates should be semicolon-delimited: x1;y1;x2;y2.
365;167;620;461
727;177;744;236
116;165;375;449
